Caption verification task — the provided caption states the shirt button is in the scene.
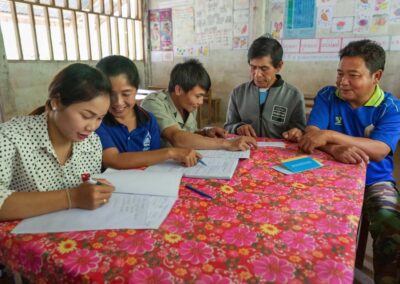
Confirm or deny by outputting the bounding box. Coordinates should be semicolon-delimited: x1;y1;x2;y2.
128;137;130;140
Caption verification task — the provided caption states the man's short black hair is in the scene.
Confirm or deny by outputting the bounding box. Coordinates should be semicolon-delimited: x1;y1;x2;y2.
247;36;283;68
339;39;385;74
168;59;211;93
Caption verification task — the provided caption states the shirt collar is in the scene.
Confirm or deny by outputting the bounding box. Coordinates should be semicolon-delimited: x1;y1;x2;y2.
335;85;384;107
166;91;185;124
27;113;52;150
252;74;284;89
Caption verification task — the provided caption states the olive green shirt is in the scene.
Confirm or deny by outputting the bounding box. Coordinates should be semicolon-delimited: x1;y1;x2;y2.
141;91;198;146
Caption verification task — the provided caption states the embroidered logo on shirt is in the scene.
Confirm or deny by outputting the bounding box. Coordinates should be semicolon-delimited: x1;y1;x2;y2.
364;124;375;138
271;105;287;124
335;116;342;126
143;132;151;151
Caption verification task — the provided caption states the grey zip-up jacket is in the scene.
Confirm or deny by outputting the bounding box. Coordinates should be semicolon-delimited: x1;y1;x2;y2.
224;75;306;138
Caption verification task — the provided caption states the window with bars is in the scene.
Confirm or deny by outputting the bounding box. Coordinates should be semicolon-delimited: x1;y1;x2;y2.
0;0;143;61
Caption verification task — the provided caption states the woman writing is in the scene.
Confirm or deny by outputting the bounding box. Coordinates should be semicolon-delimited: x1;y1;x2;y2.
0;63;114;221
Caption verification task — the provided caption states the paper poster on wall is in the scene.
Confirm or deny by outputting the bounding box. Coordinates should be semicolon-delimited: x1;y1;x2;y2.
284;0;316;38
374;0;390;14
234;9;250;23
317;0;337;5
172;6;194;46
341;37;365;48
331;17;354;32
369;35;390;50
155;0;194;9
233;36;249;49
151;51;174;62
390;35;400;50
317;6;334;29
174;45;209;57
320;38;341;52
234;0;249;10
271;0;285;38
356;0;372;11
300;38;320;52
284;53;338;61
195;0;233;49
149;9;173;51
354;13;371;33
272;21;284;38
370;13;389;33
233;7;249;48
150;22;161;50
282;39;301;53
233;23;249;36
390;0;400;22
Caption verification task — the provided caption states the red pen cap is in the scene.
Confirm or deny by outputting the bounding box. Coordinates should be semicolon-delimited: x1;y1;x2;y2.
81;173;91;182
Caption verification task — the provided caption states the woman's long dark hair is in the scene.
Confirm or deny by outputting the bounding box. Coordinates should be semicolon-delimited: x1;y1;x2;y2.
30;63;111;115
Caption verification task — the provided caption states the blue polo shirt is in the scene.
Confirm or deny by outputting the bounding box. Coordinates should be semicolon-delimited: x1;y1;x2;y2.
96;105;161;152
308;85;400;185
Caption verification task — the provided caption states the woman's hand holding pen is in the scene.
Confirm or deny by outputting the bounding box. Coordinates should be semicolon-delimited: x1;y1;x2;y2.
70;180;115;210
168;148;202;167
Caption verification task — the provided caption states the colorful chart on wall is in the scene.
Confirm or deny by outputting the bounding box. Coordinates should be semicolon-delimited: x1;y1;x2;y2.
149;8;173;51
284;0;317;38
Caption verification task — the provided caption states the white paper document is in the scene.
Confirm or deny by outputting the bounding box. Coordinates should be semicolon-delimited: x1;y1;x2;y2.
257;141;286;148
146;157;239;180
12;171;182;234
197;149;250;159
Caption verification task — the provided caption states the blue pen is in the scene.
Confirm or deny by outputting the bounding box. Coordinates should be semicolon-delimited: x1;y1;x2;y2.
198;159;208;166
185;184;213;199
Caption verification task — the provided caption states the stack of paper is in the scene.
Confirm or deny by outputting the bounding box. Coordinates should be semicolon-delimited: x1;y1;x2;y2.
197;149;250;159
257;141;286;148
273;156;323;175
146;149;251;179
12;170;182;234
146;157;239;180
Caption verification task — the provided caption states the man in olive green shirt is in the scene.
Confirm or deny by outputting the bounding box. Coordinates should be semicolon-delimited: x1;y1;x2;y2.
142;59;256;150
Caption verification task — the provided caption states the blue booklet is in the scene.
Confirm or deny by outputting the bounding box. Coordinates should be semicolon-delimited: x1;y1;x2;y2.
281;156;322;173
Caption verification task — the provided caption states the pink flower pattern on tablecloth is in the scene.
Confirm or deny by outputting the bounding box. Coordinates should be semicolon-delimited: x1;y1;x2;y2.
315;216;350;235
234;192;260;204
179;241;213;264
64;249;101;276
161;214;193;234
19;242;45;273
316;259;353;284
195;274;231;284
207;206;237;221
253;255;295;283
252;209;284;224
223;226;257;246
289;199;320;213
129;267;173;284
0;140;364;283
120;231;155;254
280;231;316;252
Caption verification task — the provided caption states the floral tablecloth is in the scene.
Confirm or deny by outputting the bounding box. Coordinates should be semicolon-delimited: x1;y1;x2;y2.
0;140;366;284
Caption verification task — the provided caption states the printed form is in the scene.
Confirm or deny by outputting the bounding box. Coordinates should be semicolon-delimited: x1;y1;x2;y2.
146;157;239;180
12;170;182;234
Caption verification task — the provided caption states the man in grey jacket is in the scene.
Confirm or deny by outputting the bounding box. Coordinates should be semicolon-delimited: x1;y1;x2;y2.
224;36;306;141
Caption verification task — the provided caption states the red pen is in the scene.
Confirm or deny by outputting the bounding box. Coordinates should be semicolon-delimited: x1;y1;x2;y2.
81;173;101;185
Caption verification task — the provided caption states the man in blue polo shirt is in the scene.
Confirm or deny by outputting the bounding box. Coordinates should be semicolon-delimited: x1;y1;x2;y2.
299;40;400;283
